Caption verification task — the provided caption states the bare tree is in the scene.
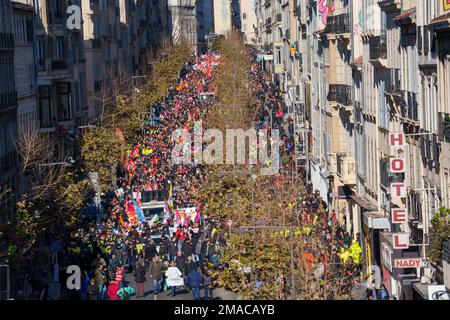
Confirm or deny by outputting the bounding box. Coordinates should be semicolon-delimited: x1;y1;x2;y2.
13;122;67;201
13;121;54;175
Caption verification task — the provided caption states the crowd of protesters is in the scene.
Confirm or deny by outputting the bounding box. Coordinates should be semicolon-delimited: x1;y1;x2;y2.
44;52;228;301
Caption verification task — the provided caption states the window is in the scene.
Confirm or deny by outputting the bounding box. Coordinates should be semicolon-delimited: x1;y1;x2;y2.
275;46;282;65
36;36;45;70
56;37;65;60
52;0;62;24
243;12;247;20
379;79;388;129
57;82;71;121
39;86;53;128
74;81;80;112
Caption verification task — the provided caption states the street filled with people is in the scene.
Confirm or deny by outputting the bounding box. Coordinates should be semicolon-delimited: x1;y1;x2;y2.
22;47;376;301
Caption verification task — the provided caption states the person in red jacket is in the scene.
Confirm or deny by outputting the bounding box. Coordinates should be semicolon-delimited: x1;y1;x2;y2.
115;264;126;288
107;281;120;300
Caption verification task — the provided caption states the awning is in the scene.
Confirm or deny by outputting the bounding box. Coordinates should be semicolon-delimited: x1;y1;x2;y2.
395;9;416;25
350;195;377;211
395;9;416;20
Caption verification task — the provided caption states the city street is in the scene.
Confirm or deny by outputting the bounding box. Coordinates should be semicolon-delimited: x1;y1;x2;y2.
2;0;450;303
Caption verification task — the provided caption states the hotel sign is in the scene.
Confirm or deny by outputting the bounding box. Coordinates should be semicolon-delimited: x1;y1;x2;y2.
389;132;410;249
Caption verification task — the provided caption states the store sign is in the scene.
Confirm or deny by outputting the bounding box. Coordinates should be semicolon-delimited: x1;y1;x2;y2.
393;258;423;268
428;285;450;300
393;233;410;249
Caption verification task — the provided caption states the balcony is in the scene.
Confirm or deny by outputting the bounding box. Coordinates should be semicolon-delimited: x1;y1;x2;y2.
0;150;17;175
380;159;405;189
402;91;419;123
0;32;14;49
325;13;351;37
378;0;402;10
327;84;352;107
369;35;387;66
0;91;17;110
438;112;450;143
337;154;357;185
51;60;67;71
384;68;401;95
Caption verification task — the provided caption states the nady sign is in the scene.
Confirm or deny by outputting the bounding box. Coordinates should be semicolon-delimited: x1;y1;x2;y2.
393;258;423;269
389;132;409;249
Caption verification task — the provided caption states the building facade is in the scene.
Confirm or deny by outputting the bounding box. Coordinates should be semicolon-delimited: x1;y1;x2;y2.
239;0;257;44
257;0;450;299
0;0;18;213
168;0;197;52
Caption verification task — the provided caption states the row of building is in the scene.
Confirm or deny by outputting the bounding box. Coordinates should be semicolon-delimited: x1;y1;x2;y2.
256;0;450;299
0;0;172;215
0;0;258;215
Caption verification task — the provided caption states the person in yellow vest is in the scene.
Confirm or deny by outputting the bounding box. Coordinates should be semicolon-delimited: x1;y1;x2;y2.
135;243;142;254
338;247;351;263
349;240;362;264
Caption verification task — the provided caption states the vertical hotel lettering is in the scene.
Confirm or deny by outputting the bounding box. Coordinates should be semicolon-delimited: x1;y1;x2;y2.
389;133;409;249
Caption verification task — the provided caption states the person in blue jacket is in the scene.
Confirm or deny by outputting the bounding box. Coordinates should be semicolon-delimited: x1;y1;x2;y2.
187;267;203;300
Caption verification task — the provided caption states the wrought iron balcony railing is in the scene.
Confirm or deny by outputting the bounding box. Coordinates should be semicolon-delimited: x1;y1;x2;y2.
406;91;419;121
439;112;450;143
384;68;401;94
0;32;14;49
327;84;352;106
325;13;351;34
0;91;17;110
369;35;387;60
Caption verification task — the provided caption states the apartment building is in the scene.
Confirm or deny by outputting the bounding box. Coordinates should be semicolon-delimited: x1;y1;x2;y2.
196;0;214;52
13;1;38;131
239;0;257;44
431;0;450;297
33;0;87;159
433;0;450;211
213;0;231;36
168;0;197;52
0;0;18;213
257;0;450;299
